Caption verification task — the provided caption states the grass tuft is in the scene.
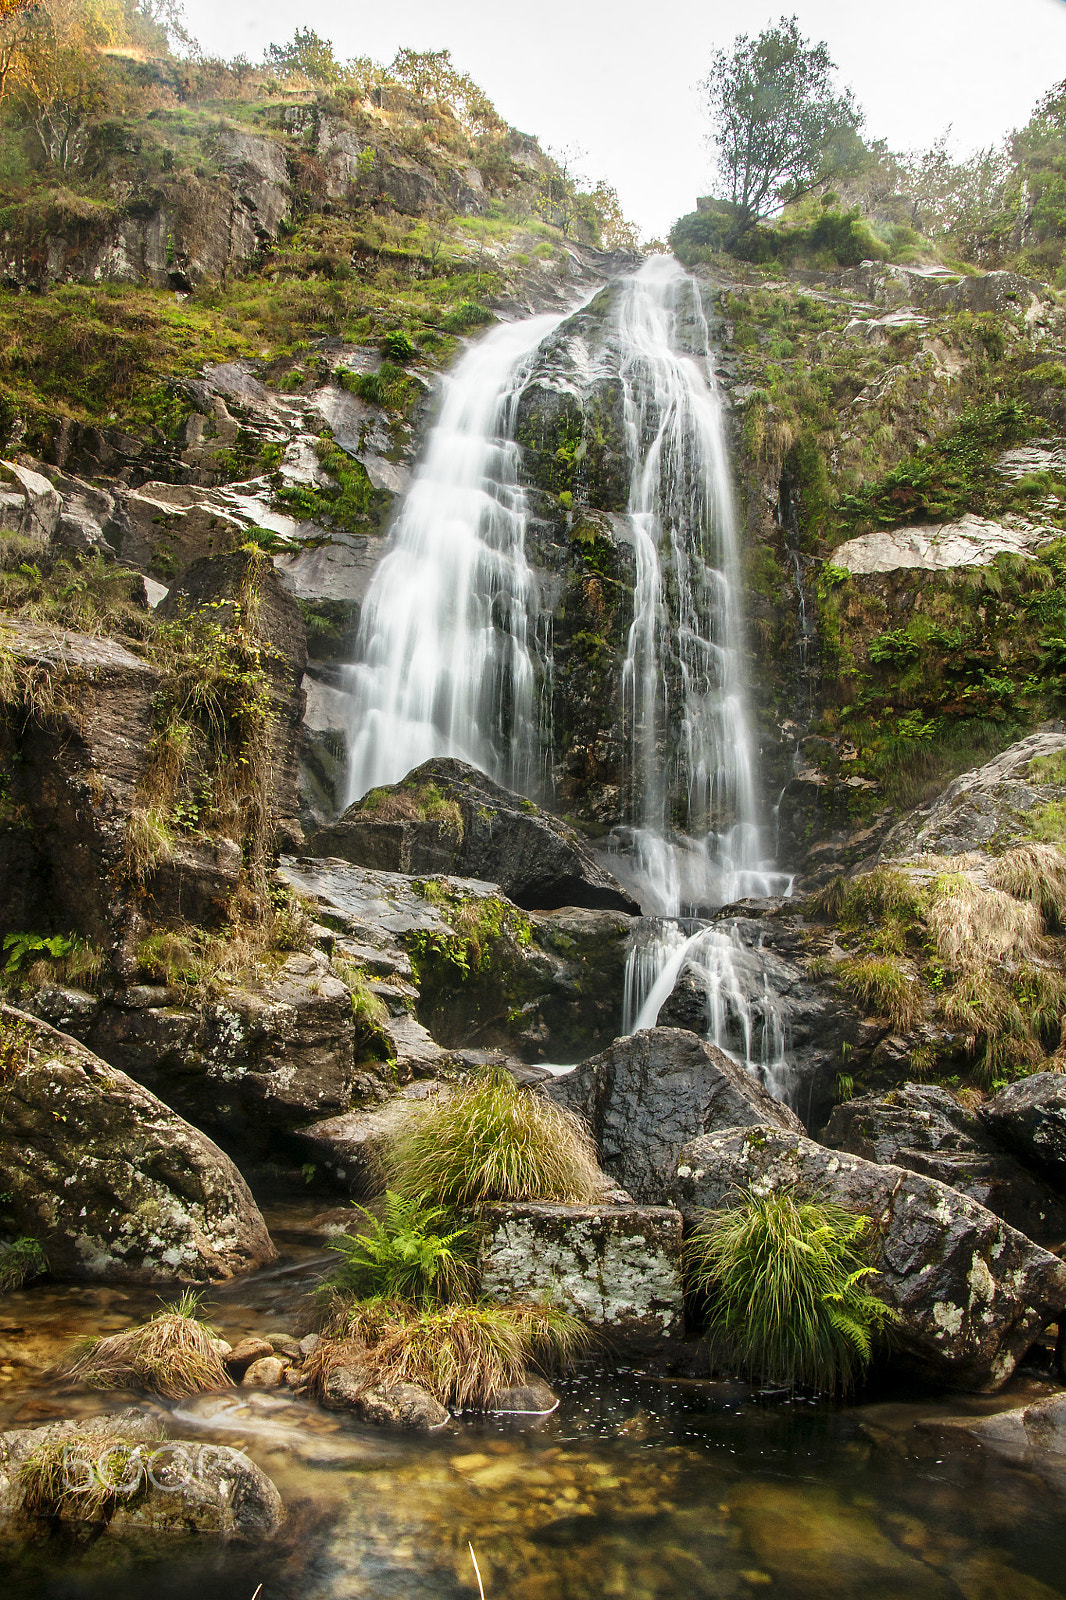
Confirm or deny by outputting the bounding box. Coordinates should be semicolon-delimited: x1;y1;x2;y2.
837;955;922;1031
65;1290;228;1399
686;1187;898;1391
308;1295;589;1410
987;842;1066;930
0;1237;47;1291
386;1068;604;1206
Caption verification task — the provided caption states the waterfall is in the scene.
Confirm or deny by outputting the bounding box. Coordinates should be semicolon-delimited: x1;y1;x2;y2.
338;257;793;1098
341;311;564;806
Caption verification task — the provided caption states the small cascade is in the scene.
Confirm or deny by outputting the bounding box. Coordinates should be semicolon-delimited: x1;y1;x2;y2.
623;920;792;1102
340;311;565;806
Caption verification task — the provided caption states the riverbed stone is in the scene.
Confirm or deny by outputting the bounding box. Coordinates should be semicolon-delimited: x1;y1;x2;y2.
294;1079;455;1193
0;1411;284;1540
322;1365;450;1430
310;756;639;913
548;1027;803;1203
674;1124;1066;1391
0;1004;276;1283
226;1338;274;1378
824;1084;1066;1244
242;1356;288;1388
477;1200;685;1355
490;1376;560;1414
979;1073;1066;1188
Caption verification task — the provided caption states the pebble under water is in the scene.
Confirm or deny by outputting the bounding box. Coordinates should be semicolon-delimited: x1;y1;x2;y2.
0;1197;1063;1600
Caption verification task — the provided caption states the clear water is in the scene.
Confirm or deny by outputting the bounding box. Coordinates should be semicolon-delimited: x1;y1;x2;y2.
1;1199;1063;1600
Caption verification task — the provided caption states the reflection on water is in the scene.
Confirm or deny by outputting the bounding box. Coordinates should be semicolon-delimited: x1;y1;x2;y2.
0;1201;1063;1600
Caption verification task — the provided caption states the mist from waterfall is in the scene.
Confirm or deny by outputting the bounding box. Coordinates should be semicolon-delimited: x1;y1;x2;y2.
341;311;563;806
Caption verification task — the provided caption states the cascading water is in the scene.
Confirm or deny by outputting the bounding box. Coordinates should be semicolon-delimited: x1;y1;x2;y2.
341;311;564;805
339;257;794;1099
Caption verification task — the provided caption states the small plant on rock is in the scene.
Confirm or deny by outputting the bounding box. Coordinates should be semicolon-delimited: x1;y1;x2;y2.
0;1237;47;1292
686;1186;898;1391
66;1290;229;1399
328;1192;475;1306
386;1067;604;1206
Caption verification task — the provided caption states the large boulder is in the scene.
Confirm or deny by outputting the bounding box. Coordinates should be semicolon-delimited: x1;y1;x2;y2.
0;1411;284;1540
548;1027;803;1203
0;1005;276;1282
674;1124;1066;1391
824;1084;1066;1244
980;1073;1066;1189
310;757;639;914
477;1200;684;1355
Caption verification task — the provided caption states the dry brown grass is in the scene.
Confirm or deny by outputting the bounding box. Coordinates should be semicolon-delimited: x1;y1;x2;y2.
65;1294;228;1399
927;872;1046;972
987;842;1066;930
307;1296;590;1410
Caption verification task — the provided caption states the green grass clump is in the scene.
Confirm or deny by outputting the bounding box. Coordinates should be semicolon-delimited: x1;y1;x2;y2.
308;1295;589;1410
387;1068;604;1206
811;867;926;956
0;1237;47;1292
65;1290;229;1399
1028;751;1066;785
837;955;922;1032
328;1192;474;1306
686;1188;897;1391
338;360;418;414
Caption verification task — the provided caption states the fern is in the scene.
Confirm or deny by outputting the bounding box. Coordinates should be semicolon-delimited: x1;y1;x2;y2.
328;1192;475;1306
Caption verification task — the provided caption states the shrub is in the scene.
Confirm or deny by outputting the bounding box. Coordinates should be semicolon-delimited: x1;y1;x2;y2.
386;1068;604;1206
439;301;494;333
327;1192;475;1305
308;1295;589;1409
0;1237;47;1292
686;1188;897;1390
65;1291;229;1399
382;329;415;362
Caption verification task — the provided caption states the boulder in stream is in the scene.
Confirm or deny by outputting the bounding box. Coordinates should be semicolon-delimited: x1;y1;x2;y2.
979;1073;1066;1189
0;1004;276;1282
674;1124;1066;1391
0;1410;284;1540
309;756;639;913
824;1084;1066;1244
548;1027;803;1203
477;1199;685;1356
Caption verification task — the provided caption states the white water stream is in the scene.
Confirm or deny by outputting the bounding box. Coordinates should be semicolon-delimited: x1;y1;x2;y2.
339;258;794;1099
341;311;564;805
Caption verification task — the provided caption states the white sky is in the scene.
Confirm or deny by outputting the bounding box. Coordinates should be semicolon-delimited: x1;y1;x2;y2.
180;0;1066;240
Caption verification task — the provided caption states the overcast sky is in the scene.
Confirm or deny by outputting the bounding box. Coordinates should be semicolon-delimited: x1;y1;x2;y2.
180;0;1066;239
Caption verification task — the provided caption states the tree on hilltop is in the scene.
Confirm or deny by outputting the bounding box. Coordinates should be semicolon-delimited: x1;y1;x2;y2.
701;14;862;239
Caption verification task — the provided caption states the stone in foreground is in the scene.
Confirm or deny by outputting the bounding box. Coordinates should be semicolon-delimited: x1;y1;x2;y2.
980;1072;1066;1189
549;1027;803;1203
478;1200;684;1356
674;1124;1066;1391
310;756;639;913
323;1366;450;1430
0;1005;276;1282
0;1411;284;1540
824;1083;1066;1244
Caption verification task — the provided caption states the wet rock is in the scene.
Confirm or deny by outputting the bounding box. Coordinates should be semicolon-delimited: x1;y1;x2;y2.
0;1004;276;1283
833;514;1051;576
926;1392;1066;1495
280;859;637;1063
877;725;1066;860
825;1084;1066;1244
294;1080;455;1194
242;1357;288;1388
311;756;639;914
478;1200;685;1355
674;1124;1066;1390
322;1365;450;1430
490;1376;559;1414
980;1073;1066;1189
548;1027;803;1203
0;1411;284;1540
0;622;161;947
226;1338;274;1379
158;551;307;848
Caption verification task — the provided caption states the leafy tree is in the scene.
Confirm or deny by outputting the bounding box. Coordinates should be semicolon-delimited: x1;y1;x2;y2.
590;181;641;250
701;14;862;238
265;27;342;85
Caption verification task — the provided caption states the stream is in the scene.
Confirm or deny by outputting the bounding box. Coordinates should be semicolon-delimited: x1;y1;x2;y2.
1;1194;1063;1600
